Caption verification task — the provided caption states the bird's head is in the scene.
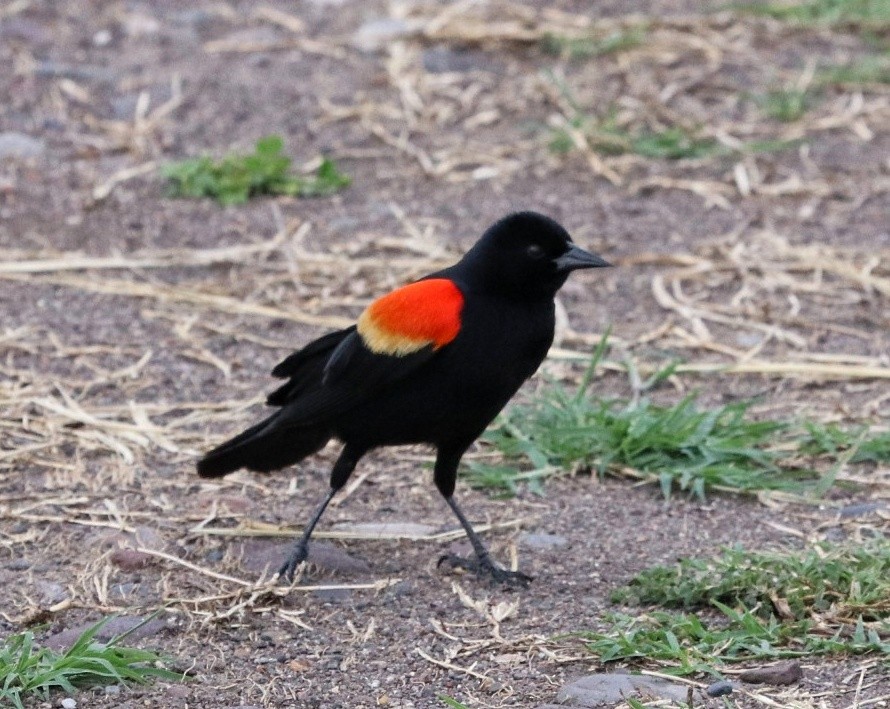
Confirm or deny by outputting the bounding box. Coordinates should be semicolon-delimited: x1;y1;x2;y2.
462;211;610;300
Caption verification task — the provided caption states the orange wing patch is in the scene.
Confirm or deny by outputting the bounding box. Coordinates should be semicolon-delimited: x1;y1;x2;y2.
357;279;463;356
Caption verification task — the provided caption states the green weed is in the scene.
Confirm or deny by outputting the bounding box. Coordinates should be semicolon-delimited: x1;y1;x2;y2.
583;541;890;675
758;88;818;121
541;27;646;60
819;55;890;84
612;542;890;621
582;605;888;676
163;135;350;205
0;617;180;709
468;336;889;498
545;75;798;160
438;696;471;709
549;116;724;160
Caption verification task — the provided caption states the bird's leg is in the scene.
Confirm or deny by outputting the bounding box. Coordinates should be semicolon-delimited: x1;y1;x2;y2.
440;495;532;587
433;446;531;586
277;445;361;582
277;486;336;582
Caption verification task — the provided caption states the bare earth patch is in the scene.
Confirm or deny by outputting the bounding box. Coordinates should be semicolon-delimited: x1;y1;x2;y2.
0;1;887;707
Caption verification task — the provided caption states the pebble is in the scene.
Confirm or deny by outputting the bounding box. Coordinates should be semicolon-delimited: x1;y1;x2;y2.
739;660;803;685
60;698;77;709
706;680;735;697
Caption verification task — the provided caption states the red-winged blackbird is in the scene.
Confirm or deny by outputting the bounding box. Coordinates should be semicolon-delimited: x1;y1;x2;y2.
198;211;609;585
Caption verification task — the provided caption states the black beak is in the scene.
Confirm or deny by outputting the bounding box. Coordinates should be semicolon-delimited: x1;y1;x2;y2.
554;244;611;273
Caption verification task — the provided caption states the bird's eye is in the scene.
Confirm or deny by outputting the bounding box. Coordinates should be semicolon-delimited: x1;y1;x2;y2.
526;244;544;259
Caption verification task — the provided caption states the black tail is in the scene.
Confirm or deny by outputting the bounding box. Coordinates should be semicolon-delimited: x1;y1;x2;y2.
197;414;331;478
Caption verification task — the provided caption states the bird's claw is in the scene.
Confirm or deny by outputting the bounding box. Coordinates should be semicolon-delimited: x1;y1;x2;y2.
437;553;533;587
276;545;308;584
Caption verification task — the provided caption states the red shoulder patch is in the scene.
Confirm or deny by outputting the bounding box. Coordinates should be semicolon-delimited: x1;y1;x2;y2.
357;279;463;356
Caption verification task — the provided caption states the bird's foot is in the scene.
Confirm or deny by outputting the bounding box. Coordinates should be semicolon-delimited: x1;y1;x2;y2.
277;544;309;584
438;553;533;587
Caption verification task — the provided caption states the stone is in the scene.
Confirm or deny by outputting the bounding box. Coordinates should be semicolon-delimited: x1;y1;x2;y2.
109;548;154;570
239;539;371;575
706;680;735;697
555;673;704;705
45;615;167;652
739;660;803;685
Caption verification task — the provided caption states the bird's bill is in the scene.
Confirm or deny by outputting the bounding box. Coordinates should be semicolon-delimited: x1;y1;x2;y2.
554;244;611;272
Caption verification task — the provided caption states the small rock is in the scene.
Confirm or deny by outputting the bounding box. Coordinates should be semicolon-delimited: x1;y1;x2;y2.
706;680;735;697
739;660;803;685
7;558;31;571
519;532;568;549
838;501;886;519
103;685;122;695
556;673;703;705
239;540;370;575
0;132;45;160
110;549;153;571
60;698;77;709
45;615;166;652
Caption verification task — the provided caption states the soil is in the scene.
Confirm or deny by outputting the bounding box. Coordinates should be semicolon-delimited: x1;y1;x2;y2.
0;1;888;708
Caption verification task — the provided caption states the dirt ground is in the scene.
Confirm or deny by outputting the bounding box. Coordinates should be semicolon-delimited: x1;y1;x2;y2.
1;1;888;707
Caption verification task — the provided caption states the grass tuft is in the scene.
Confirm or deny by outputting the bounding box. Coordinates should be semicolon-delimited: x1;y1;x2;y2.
546;76;799;161
819;55;890;84
0;617;180;709
612;542;890;621
582;605;888;676
468;337;890;498
758;88;818;121
582;541;890;675
163;135;350;205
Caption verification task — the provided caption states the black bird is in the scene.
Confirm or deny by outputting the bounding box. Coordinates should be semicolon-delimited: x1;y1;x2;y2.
197;211;609;584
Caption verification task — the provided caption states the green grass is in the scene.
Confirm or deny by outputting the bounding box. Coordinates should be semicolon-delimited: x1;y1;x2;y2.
758;88;819;121
549;118;800;160
580;541;890;676
0;617;180;709
467;336;890;498
545;75;799;160
438;696;471;709
736;0;890;27
819;54;890;84
582;605;888;677
163;135;350;205
612;543;890;620
541;27;646;60
549;116;725;160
